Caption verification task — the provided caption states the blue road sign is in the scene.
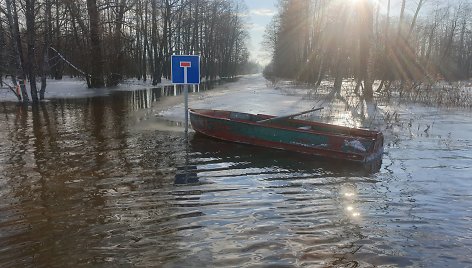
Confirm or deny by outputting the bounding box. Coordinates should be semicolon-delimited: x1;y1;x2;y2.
171;55;200;84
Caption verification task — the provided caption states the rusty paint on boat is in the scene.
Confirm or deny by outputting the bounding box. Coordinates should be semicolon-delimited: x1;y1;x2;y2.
189;109;384;163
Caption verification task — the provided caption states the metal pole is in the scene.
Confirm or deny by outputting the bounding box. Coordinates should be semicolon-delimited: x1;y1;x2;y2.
183;67;189;134
184;84;189;134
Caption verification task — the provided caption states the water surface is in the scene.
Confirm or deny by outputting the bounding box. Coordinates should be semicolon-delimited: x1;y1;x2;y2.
0;84;471;267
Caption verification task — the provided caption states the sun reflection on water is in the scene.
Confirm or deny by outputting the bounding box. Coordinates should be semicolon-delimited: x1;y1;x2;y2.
322;108;364;129
341;185;362;220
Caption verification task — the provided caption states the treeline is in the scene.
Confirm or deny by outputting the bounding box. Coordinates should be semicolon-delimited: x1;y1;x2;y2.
263;0;472;99
0;0;250;103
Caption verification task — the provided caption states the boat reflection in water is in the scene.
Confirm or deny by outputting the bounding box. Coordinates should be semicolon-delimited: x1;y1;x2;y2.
172;131;383;188
185;133;382;179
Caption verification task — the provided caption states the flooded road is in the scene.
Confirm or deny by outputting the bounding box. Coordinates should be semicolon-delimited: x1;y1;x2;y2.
1;76;471;267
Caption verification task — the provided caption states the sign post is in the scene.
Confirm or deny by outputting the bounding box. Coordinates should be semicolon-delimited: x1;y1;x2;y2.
171;55;200;134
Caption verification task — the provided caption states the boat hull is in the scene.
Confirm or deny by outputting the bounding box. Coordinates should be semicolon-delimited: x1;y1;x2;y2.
189;109;384;163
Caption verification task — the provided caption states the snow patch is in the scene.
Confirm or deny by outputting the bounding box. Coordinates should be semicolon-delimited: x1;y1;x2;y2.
344;140;366;152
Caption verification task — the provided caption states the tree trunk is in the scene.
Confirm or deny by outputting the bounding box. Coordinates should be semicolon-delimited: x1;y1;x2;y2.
407;0;424;39
333;63;343;93
151;0;160;85
40;0;52;100
25;0;39;102
86;0;105;88
163;0;172;79
398;0;406;35
333;48;345;93
0;15;4;88
108;0;128;87
52;0;63;79
135;0;142;80
142;3;148;82
359;0;374;100
376;0;390;92
6;0;29;103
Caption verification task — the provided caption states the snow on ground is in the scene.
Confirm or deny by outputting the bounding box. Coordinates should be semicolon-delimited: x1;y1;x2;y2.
110;77;173;91
156;74;386;133
0;76;175;102
158;74;317;122
0;75;228;102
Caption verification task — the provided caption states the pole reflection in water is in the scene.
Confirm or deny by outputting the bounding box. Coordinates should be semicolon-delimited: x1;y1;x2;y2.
174;131;199;185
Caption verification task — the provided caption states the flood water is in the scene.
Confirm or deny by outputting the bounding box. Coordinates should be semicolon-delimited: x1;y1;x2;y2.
1;80;472;267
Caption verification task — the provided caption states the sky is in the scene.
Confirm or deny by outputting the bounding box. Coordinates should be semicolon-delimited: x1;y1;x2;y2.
244;0;278;65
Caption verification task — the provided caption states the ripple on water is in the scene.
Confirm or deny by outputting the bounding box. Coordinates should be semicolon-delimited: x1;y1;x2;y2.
1;99;472;267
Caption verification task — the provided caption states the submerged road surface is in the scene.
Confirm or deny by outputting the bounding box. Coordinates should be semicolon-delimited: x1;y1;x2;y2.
1;75;471;267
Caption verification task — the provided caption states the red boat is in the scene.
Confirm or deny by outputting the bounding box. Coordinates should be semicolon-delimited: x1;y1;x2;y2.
189;108;384;163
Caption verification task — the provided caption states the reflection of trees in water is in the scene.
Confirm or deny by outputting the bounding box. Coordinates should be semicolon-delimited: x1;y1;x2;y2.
304;82;383;132
125;81;216;111
0;103;111;265
0;98;189;266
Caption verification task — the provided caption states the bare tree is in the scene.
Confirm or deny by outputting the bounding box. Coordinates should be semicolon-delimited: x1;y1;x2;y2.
5;0;28;102
359;0;374;99
40;0;52;100
25;0;39;102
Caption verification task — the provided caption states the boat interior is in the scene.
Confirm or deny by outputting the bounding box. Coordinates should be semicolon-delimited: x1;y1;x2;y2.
192;109;380;139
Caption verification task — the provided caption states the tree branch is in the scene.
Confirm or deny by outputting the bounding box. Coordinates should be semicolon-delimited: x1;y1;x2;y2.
49;46;90;78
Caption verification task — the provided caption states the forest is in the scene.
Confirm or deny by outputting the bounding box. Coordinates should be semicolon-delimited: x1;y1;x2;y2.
263;0;472;100
0;0;250;103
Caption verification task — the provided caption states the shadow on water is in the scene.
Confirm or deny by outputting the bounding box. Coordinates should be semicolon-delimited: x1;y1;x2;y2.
174;134;382;184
